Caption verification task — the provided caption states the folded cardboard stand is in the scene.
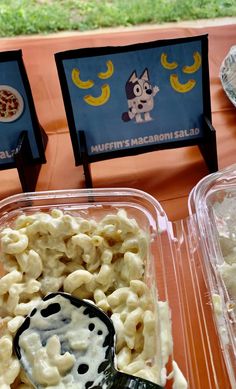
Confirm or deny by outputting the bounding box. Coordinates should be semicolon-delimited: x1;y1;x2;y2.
55;34;218;188
0;35;218;192
0;50;47;192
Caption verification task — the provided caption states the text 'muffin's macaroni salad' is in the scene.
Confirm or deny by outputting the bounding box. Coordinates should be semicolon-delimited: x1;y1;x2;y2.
0;209;187;388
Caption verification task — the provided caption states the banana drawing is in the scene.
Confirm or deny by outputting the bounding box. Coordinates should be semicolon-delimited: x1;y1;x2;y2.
84;84;110;106
160;53;178;70
72;68;94;89
182;51;201;73
170;74;196;93
98;60;114;79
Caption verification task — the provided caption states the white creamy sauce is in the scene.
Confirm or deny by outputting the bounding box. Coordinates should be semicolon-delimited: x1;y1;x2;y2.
18;295;112;388
158;302;188;388
171;361;188;389
212;293;229;346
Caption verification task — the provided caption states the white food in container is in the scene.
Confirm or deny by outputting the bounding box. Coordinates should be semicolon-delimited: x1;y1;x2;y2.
0;188;187;389
189;164;236;388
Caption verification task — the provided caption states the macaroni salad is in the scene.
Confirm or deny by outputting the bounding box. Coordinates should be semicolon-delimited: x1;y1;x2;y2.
0;208;181;388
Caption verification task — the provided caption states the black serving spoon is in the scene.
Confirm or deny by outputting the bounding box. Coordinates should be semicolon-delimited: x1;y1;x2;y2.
14;292;164;389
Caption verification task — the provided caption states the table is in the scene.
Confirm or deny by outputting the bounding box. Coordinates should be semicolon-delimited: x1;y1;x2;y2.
0;22;235;388
0;23;235;221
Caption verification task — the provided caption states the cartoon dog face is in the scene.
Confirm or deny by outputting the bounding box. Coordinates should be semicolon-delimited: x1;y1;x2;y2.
122;68;159;123
125;69;156;113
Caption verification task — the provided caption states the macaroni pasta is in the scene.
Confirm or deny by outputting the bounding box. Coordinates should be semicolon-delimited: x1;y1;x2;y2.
0;208;171;388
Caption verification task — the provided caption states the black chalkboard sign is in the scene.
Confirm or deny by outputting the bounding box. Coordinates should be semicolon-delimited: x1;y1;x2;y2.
55;35;217;187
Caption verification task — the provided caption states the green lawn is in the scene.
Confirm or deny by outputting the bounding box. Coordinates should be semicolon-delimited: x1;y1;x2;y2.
0;0;236;37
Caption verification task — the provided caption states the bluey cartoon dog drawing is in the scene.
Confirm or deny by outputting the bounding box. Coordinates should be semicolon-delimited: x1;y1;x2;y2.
122;68;159;123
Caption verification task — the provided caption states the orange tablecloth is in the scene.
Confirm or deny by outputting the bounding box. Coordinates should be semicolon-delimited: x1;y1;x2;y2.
0;23;235;221
0;23;236;389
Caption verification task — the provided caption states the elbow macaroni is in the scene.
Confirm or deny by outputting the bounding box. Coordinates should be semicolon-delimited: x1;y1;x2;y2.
0;208;165;388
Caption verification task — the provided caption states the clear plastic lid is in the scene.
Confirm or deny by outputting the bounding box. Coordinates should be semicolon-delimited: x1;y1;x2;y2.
189;164;236;388
220;45;236;108
0;188;185;388
0;187;232;388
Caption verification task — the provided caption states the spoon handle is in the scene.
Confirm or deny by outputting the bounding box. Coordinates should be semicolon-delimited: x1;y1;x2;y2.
109;370;164;389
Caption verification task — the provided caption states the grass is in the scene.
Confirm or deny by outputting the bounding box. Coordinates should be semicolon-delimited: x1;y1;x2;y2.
0;0;236;37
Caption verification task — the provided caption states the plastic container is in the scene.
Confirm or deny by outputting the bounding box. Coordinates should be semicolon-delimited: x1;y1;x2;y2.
189;163;236;388
0;188;181;388
0;187;232;388
220;45;236;108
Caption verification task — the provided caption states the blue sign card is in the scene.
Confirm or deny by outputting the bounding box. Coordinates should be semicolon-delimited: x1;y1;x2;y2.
0;50;45;169
55;35;212;165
